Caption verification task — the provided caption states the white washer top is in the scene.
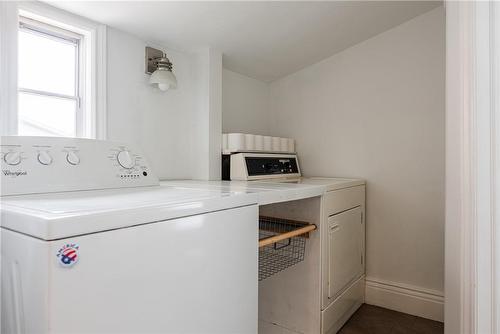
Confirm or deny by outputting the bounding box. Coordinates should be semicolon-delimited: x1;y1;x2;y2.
0;136;262;241
1;184;259;240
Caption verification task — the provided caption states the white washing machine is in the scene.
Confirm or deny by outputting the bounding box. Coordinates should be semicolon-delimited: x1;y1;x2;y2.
1;136;258;334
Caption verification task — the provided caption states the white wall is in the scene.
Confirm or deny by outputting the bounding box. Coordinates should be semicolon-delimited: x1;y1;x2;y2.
222;69;270;135
1;1;222;180
191;48;223;180
107;28;221;180
267;7;445;317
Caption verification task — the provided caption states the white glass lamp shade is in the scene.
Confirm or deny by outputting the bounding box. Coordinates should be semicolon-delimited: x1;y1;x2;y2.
149;69;177;91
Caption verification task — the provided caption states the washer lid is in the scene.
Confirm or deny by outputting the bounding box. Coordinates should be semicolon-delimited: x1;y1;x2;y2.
1;185;258;240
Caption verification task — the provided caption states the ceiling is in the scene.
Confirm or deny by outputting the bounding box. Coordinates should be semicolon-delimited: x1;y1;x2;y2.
48;1;442;82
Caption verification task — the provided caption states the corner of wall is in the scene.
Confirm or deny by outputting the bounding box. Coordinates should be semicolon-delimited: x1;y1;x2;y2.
191;47;222;180
208;48;222;180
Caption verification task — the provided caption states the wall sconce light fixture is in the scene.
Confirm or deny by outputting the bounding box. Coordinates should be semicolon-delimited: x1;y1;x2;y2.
145;46;177;91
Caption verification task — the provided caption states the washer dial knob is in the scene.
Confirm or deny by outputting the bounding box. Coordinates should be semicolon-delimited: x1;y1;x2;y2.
66;151;80;165
3;151;21;165
37;151;53;165
117;150;135;169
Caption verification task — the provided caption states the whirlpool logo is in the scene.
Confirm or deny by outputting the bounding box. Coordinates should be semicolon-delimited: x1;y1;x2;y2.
2;170;27;177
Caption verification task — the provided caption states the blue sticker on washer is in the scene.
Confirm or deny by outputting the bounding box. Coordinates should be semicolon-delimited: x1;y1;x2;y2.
56;243;80;267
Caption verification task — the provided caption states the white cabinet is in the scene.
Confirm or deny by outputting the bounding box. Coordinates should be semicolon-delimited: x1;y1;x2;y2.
258;183;365;334
327;207;364;300
320;185;365;334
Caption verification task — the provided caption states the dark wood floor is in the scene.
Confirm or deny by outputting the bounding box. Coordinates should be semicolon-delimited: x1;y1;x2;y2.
338;304;444;334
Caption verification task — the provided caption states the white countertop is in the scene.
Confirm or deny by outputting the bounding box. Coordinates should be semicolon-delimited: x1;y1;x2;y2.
272;177;365;192
1;177;363;240
162;177;364;204
162;180;325;205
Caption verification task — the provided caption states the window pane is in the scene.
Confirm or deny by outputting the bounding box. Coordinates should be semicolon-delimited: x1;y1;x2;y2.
18;29;77;96
18;92;76;137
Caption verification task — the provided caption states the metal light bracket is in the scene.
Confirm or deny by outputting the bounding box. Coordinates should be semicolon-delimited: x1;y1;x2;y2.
145;46;164;74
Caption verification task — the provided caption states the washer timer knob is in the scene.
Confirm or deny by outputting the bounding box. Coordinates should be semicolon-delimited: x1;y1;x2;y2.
117;150;135;169
3;151;21;165
66;151;80;165
37;151;53;165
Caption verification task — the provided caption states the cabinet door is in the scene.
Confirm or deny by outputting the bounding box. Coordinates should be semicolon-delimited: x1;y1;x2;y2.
327;206;363;300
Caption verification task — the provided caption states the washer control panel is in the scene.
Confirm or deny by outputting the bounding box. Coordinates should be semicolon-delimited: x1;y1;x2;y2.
1;136;159;196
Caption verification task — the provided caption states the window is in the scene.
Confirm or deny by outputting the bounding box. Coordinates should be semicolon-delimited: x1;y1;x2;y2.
18;17;82;137
0;2;107;139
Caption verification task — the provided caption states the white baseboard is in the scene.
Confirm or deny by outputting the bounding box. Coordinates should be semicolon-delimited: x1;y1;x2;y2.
365;277;444;322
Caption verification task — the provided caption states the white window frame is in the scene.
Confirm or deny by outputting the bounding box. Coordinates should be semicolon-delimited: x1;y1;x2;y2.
18;16;84;137
0;1;106;139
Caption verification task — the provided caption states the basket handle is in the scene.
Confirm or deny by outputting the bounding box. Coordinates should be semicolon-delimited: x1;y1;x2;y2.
259;224;317;248
274;238;291;250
